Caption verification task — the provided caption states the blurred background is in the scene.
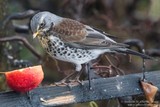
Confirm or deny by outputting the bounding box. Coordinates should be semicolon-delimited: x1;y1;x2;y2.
0;0;160;106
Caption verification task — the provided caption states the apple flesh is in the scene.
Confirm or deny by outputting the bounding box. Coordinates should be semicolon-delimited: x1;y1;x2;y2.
5;65;44;93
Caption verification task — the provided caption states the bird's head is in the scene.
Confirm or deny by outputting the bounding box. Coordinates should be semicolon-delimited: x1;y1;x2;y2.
30;11;62;38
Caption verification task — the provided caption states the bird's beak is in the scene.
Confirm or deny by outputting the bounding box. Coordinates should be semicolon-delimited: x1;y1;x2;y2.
33;31;40;39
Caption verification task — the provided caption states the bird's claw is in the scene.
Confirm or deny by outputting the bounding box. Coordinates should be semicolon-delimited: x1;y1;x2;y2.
69;79;83;85
54;81;68;86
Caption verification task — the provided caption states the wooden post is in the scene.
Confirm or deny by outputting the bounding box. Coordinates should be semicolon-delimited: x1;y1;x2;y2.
0;70;160;107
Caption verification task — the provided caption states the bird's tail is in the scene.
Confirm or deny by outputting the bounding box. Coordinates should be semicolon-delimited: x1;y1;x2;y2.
113;48;152;59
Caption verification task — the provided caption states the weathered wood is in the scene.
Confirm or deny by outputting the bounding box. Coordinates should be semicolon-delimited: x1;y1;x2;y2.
0;71;160;107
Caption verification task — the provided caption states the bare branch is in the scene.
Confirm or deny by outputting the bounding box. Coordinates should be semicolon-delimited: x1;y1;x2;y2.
14;25;29;33
123;39;144;53
3;10;39;28
0;36;42;59
146;49;160;57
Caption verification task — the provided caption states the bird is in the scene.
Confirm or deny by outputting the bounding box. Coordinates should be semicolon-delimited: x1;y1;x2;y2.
30;11;151;85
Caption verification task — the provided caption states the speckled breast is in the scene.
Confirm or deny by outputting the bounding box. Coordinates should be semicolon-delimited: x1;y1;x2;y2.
39;35;96;64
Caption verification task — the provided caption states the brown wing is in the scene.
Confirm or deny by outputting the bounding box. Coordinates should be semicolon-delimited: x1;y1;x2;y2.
52;18;127;49
52;18;87;42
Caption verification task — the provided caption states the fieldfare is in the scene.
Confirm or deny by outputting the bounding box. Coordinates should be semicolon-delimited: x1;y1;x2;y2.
30;11;151;85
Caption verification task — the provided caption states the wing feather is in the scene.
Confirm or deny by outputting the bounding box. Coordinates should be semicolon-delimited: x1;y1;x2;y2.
52;18;127;49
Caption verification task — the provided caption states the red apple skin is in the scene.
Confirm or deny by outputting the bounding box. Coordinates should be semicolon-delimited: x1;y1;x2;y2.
5;65;44;93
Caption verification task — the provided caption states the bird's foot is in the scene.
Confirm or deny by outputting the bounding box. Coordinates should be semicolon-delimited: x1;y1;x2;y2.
54;72;78;86
54;80;68;86
69;79;83;85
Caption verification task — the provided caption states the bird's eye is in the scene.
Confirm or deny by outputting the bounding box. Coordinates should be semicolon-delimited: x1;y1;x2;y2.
39;22;45;29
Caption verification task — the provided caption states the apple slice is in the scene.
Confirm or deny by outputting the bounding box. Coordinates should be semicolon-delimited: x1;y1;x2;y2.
1;65;44;93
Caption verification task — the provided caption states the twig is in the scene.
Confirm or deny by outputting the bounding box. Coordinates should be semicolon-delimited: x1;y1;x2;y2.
105;55;125;75
0;36;42;59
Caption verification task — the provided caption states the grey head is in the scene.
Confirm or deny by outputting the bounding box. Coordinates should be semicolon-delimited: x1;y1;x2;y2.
30;11;62;38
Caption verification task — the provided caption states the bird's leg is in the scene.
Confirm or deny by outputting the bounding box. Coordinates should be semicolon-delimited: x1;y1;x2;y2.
68;71;83;86
68;64;83;83
55;71;77;86
142;58;146;81
71;70;83;84
85;62;92;90
88;64;92;90
142;49;146;81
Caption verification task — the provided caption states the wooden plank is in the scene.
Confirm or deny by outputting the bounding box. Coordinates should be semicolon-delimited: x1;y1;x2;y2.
0;71;160;107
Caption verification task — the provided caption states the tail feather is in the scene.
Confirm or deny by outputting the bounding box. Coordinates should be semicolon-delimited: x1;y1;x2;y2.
114;48;152;59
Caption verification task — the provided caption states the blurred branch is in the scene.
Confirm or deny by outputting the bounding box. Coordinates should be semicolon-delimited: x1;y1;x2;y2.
0;36;42;59
123;39;160;57
3;10;39;28
14;25;29;33
146;49;160;57
123;39;144;53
